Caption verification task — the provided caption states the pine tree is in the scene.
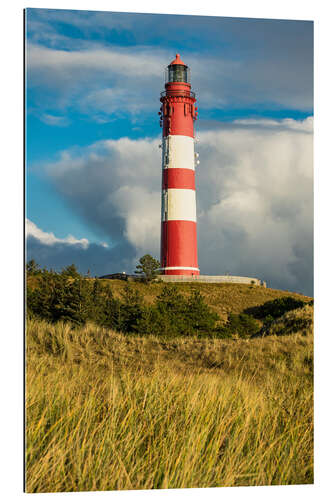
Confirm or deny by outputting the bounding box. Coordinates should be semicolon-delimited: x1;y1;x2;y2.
61;263;81;278
135;254;160;283
26;259;40;275
119;284;144;332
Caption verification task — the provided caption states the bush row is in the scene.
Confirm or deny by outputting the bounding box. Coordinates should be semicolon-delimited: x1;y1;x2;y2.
26;262;309;338
27;266;220;337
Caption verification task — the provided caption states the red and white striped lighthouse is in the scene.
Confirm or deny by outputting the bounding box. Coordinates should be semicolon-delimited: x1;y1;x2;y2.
159;54;199;276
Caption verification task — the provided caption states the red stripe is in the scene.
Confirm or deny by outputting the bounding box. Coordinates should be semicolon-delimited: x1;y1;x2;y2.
163;269;199;275
162;168;195;190
160;220;198;272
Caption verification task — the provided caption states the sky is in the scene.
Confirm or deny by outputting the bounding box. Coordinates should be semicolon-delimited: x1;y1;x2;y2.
25;8;313;295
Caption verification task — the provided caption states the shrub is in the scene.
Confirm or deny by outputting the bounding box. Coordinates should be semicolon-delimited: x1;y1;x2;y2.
26;259;40;275
91;281;121;330
263;314;274;328
136;286;219;338
244;297;305;320
185;289;219;334
60;263;81;279
27;267;219;337
260;305;313;337
118;284;144;332
217;313;260;339
136;286;189;337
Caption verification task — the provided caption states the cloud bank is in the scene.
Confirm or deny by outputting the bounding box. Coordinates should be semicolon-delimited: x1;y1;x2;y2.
26;219;136;276
28;117;313;295
26;219;89;248
27;40;312;118
196;117;313;294
26;11;313;121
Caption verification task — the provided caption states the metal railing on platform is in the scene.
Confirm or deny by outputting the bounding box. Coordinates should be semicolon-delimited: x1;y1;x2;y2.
160;90;196;99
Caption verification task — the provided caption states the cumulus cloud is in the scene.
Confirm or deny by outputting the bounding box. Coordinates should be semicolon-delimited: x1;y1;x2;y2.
43;137;162;262
32;117;313;295
196;117;313;294
28;43;161;82
26;219;89;248
26;19;312;119
26;10;312;114
27;42;165;118
26;219;136;276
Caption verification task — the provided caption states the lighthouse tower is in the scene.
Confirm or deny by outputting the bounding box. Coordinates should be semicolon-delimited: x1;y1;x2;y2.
159;54;199;276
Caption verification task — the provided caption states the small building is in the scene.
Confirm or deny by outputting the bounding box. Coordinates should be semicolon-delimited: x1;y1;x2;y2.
98;272;128;281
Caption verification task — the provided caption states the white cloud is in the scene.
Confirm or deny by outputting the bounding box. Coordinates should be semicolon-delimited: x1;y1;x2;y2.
35;117;313;294
26;38;312;119
195;117;313;292
28;43;161;80
39;113;70;127
26;42;168;119
26;219;89;248
111;185;161;251
233;117;314;132
43;136;161;266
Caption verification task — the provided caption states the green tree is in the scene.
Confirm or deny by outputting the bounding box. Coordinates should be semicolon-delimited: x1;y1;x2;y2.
119;284;144;332
135;254;160;283
222;313;260;339
26;271;61;321
244;297;305;320
98;285;121;330
52;276;91;325
26;259;40;275
136;286;219;338
185;289;219;334
61;263;81;278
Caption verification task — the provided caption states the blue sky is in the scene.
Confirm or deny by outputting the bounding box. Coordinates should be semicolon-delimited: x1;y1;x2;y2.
25;8;313;294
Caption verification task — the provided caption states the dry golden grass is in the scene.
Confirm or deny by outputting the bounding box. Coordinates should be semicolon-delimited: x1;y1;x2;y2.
27;276;311;321
25;307;313;492
262;304;313;338
98;280;312;320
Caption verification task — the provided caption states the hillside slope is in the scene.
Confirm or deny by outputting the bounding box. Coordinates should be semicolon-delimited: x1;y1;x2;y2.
26;313;313;492
257;304;313;338
98;279;312;320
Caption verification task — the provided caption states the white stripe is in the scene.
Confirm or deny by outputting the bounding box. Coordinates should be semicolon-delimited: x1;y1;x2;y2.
160;267;200;271
162;135;195;170
161;188;197;222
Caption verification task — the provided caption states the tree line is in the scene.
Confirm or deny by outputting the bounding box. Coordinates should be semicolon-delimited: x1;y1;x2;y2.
26;261;222;337
26;260;307;339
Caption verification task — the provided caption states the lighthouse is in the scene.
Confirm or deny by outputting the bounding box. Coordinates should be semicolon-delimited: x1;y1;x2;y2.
159;54;200;276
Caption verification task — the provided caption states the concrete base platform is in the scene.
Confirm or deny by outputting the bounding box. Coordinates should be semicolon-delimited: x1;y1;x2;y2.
156;275;266;287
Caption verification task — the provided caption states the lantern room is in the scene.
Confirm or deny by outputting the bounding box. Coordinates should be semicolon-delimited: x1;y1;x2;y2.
165;53;191;84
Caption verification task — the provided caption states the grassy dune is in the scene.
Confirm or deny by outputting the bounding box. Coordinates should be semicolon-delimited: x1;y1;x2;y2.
27;277;311;322
97;280;312;320
25;303;313;492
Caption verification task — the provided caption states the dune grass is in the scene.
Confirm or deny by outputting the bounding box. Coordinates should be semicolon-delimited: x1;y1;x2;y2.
97;280;312;321
27;277;312;322
25;312;313;493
